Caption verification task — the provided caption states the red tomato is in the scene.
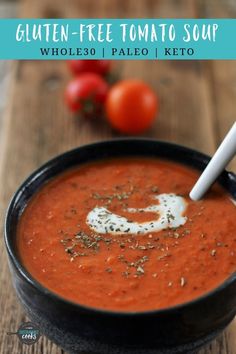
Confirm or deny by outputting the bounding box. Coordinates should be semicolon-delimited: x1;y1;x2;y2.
65;73;109;117
105;80;158;134
68;60;111;76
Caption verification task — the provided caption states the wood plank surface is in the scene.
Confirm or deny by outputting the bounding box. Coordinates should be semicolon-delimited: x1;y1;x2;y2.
199;0;236;171
0;1;18;167
0;1;235;353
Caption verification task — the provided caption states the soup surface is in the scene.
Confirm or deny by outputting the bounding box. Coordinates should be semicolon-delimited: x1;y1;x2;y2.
17;158;236;311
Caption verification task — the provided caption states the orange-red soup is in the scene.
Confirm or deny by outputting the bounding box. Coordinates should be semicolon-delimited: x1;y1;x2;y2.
17;158;236;312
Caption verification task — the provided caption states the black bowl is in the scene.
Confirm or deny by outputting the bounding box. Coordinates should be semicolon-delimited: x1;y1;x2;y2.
4;139;236;354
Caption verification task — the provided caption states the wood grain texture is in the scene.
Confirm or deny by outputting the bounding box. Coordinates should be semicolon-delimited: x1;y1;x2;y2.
197;0;236;171
0;1;235;353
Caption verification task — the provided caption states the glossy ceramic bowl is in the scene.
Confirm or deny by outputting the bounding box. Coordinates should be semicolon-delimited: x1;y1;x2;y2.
4;139;236;354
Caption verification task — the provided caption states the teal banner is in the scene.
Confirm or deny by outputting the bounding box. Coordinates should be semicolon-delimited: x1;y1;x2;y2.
0;19;235;60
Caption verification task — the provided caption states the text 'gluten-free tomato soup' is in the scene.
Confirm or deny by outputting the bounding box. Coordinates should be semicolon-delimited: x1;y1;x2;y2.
17;158;236;312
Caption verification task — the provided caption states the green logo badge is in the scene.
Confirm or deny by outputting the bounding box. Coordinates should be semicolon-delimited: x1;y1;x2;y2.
7;322;41;345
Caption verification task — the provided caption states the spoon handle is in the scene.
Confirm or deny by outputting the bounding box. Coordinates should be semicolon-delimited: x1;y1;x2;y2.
190;122;236;201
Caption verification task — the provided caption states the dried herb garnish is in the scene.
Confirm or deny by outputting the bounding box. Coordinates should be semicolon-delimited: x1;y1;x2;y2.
211;249;217;257
166;212;175;223
180;277;187;287
157;253;171;261
136;266;145;274
151;186;159;193
105;268;113;273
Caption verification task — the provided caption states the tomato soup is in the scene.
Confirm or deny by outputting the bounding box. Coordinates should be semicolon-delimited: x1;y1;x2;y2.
17;158;236;312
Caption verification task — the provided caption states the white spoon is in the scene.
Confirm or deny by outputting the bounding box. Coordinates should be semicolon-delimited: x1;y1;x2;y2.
190;121;236;201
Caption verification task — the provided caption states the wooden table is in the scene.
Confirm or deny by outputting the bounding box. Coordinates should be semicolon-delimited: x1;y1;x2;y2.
0;0;236;353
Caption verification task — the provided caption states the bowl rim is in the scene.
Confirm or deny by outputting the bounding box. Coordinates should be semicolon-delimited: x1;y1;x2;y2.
4;138;236;318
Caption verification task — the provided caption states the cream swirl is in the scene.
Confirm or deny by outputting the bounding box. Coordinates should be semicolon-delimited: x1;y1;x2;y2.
86;193;187;235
